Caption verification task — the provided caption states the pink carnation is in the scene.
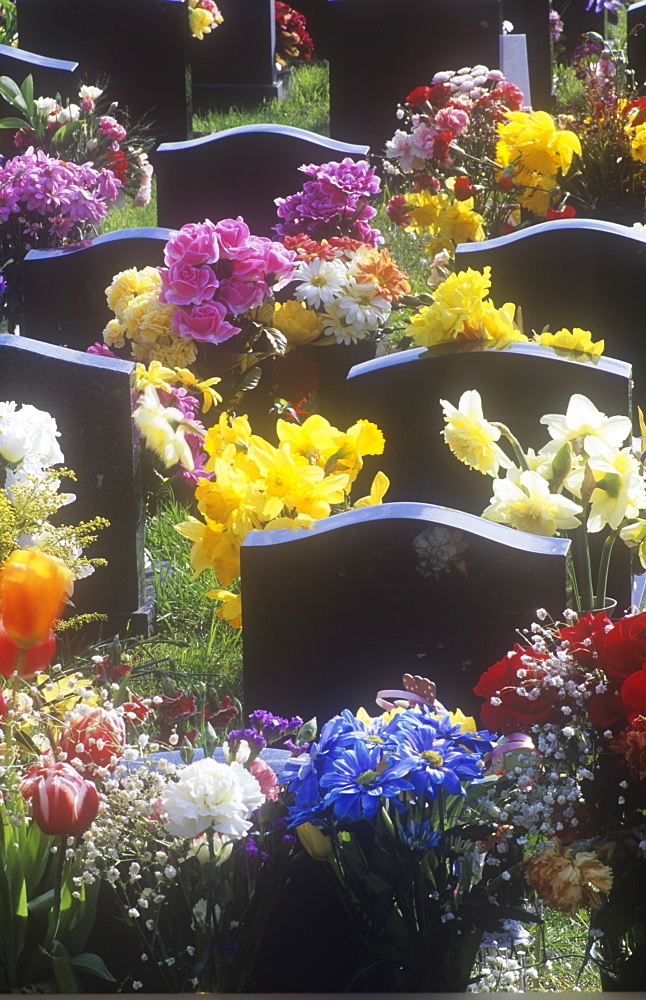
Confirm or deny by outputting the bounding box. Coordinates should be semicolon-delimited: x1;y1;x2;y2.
97;116;127;142
250;758;279;801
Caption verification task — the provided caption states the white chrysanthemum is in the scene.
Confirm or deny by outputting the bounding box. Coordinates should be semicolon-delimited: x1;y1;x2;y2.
293;257;346;309
540;394;632;451
483;469;583;536
162;757;264;840
333;278;391;330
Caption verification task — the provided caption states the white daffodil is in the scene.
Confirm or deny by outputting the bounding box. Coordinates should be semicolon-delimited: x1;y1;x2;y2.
293;257;346;309
133;385;199;471
440;389;515;477
575;438;646;532
482;469;583;536
540;393;632;451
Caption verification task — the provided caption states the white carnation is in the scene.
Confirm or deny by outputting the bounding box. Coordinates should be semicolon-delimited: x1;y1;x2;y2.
161;758;263;840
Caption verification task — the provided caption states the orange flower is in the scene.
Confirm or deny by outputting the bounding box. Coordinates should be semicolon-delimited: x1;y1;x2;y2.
353;247;412;303
525;839;613;914
0;549;73;648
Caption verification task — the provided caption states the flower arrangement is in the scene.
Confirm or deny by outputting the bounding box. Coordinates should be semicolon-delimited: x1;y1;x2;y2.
473;605;646;987
173;409;389;626
274;1;313;68
278;692;536;992
0;0;17;45
0;400;107;581
440;388;645;612
274;157;384;246
0;75;156;206
188;0;223;40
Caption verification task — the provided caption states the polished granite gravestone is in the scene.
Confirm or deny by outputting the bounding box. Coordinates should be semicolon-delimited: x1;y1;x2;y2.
190;0;286;108
279;0;333;61
242;502;570;724
0;44;79;158
455;220;646;373
15;0;191;142
347;340;635;613
152;123;369;235
502;0;553;108
0;335;150;635
325;0;502;151
628;1;646;88
21;228;172;352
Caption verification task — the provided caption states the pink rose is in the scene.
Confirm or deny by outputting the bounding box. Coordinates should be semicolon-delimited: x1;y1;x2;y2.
160;261;219;305
97;115;127;142
214;216;252;259
217;279;265;316
250;758;279;801
172;300;239;343
164;220;220;267
249;237;296;288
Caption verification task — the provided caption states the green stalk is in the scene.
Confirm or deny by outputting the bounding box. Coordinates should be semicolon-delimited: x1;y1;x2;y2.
492;424;530;472
574;522;594;612
42;836;68;953
596;530;619;610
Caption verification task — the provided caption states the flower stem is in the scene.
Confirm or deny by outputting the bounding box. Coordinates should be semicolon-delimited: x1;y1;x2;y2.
574;523;594;612
596;530;619;609
493;424;530;471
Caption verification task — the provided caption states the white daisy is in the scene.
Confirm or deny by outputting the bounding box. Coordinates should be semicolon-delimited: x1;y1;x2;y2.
293;257;346;309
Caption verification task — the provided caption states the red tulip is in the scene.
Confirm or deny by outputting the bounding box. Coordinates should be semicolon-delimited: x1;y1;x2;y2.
57;707;126;774
0;623;57;678
21;761;100;836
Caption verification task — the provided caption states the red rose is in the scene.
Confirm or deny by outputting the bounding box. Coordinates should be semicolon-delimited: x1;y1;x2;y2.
474;644;557;733
600;612;646;683
620;667;646;715
558;610;612;670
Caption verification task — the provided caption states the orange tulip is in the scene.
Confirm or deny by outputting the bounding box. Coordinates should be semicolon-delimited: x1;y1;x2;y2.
0;549;73;648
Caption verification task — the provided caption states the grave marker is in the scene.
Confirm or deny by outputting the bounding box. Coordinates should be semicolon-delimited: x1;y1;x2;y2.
22;228;172;352
0;44;79;158
346;340;635;611
499;33;532;107
190;0;287;108
15;0;191;142
628;0;646;89
152;123;369;234
326;0;502;151
0;334;150;635
552;0;605;53
455;220;646;372
501;0;553;108
242;502;570;723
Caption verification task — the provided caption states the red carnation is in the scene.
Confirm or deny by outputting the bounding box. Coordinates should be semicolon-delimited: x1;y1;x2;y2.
453;176;476;201
406;86;433;107
558;610;612;670
545;205;576;221
386;194;410;227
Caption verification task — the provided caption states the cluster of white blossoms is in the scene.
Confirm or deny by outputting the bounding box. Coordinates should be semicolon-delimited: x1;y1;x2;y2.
0;401;64;485
292;251;392;345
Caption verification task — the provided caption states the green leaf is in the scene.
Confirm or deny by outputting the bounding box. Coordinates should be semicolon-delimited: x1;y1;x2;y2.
45;940;79;993
0;75;27;112
50;121;78;150
27;889;55;917
20;74;34;116
71;952;116;982
0;116;30;128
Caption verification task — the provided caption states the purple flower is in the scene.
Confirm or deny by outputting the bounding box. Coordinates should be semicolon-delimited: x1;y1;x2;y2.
586;0;622;10
226;727;267;754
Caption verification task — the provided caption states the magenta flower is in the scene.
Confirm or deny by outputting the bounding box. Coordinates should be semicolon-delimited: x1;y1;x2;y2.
214;216;252;259
217;278;265;316
164;220;220;267
172;299;239;343
97;116;127;142
160;261;219;305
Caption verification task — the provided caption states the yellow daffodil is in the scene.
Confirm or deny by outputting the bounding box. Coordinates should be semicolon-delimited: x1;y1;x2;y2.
620;518;646;569
133;385;201;471
497;110;581;177
353;470;390;507
173;368;223;412
206;589;242;628
540;394;632;451
630;121;646;163
174;515;241;585
440;389;515;478
536;328;604;356
195;462;265;538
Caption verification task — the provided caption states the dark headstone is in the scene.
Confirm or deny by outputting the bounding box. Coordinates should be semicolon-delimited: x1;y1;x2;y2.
552;0;607;53
242;502;570;723
0;334;150;635
0;43;79;158
152;123;369;235
326;0;502;151
501;0;553;108
281;0;332;61
455;220;646;371
15;0;191;142
21;228;172;351
628;1;646;89
190;0;288;108
347;340;635;610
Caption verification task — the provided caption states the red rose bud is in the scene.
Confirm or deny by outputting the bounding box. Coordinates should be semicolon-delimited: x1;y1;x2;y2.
453;176;476;201
0;624;56;678
21;761;100;837
57;707;126;774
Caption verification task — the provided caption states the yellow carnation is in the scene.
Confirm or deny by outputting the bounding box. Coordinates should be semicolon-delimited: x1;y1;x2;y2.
405;267;491;347
536;328;604;356
103;318;126;348
273;299;325;348
481;301;527;342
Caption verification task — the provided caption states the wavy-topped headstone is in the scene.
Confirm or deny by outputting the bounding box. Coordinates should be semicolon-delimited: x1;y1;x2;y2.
190;0;285;107
0;335;150;636
455;219;646;371
22;228;172;351
15;0;191;142
326;0;502;150
242;502;570;723
346;340;635;610
629;1;646;88
501;0;552;108
152;123;370;234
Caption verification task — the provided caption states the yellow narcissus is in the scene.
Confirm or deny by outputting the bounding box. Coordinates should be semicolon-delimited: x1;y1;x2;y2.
440;389;515;478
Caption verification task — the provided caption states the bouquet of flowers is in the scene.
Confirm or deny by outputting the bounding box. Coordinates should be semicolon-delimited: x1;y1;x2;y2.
188;0;223;40
0;75;156;206
274;1;313;68
172;409;389;626
473;605;646;988
440;388;644;612
278;690;536;991
0;0;17;45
